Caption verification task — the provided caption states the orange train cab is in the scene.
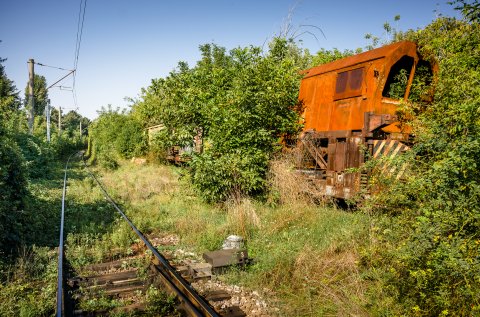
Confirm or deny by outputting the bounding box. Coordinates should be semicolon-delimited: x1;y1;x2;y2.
297;41;434;199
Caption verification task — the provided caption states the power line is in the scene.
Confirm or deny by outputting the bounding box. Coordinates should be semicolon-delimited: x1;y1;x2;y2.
72;0;87;110
35;62;72;72
36;61;76;93
73;0;87;71
53;85;73;91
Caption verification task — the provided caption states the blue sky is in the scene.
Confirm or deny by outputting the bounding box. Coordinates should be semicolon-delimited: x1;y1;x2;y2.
1;1;459;119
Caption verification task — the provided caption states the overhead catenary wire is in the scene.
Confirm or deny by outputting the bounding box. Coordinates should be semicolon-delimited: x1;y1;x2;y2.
72;0;87;109
34;62;72;72
34;61;76;92
73;0;87;71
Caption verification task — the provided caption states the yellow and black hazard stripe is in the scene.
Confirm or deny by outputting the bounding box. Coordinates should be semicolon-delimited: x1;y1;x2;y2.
373;140;410;159
372;140;410;179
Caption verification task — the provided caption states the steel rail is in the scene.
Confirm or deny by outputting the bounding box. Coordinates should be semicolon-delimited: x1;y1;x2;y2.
81;159;220;317
57;153;77;317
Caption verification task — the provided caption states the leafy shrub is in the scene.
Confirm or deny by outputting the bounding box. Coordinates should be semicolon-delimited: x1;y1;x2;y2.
133;38;306;201
50;134;85;159
0;58;28;254
98;151;119;170
88;106;146;168
190;150;267;202
0;136;27;254
363;16;480;315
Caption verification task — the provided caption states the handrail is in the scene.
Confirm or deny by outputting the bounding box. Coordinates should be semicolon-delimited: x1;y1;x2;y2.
81;158;220;317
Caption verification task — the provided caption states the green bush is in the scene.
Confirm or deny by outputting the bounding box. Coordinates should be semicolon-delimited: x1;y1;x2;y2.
50;134;85;159
363;16;480;316
133;38;306;201
0;136;27;254
12;133;54;179
190;150;267;202
88;106;146;168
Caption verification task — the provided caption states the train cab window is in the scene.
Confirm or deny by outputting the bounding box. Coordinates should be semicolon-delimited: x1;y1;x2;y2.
408;60;434;103
334;67;364;100
382;56;414;99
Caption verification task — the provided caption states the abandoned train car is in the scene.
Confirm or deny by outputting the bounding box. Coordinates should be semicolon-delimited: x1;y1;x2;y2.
297;40;434;199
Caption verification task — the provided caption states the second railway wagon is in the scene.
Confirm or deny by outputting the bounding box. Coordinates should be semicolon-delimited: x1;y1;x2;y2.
296;40;434;199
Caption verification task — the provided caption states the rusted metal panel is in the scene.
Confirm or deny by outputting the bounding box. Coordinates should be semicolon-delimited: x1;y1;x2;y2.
327;141;336;171
334;142;346;172
303;41;418;80
347;137;362;168
299;41;419;134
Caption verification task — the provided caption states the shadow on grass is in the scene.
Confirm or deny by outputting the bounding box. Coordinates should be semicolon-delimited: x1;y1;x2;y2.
21;160;119;249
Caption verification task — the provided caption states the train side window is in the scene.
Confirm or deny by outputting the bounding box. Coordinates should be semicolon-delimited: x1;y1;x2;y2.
335;72;348;94
349;68;363;90
334;67;364;100
382;56;414;99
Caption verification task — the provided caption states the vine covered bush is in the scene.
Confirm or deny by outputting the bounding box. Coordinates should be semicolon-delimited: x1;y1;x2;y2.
364;15;480;316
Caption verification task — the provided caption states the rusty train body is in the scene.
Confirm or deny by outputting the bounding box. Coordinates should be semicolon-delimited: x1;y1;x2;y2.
296;40;433;199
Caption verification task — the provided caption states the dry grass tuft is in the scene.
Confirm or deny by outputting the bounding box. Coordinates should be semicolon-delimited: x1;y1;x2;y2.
268;152;327;206
225;196;261;239
290;245;368;316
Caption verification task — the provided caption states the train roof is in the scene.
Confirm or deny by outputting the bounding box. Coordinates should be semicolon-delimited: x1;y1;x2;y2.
302;40;418;79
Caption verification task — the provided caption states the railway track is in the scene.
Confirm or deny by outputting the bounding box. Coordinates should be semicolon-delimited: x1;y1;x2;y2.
56;154;246;316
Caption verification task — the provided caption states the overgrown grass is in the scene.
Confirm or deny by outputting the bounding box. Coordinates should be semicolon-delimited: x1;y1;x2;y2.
0;157;373;316
76;159;372;316
0;160;80;316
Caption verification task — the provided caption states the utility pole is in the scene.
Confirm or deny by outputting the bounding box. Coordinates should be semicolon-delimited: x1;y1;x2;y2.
58;106;62;136
79;121;82;137
46;99;51;142
28;59;35;134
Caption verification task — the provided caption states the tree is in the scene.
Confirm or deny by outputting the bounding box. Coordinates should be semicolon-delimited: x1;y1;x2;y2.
0;57;27;254
62;110;90;137
130;38;305;202
24;74;48;116
449;0;480;22
310;47;359;66
0;57;21;118
88;106;145;169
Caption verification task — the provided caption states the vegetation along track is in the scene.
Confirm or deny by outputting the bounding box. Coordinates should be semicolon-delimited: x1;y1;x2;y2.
56;153;242;316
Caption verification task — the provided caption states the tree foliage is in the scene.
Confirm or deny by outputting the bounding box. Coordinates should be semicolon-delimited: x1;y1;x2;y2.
0;58;27;254
131;38;306;201
364;15;480;316
88;106;146;169
449;0;480;22
310;47;361;66
24;74;48;116
0;57;21;116
0;56;89;254
61;110;90;138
